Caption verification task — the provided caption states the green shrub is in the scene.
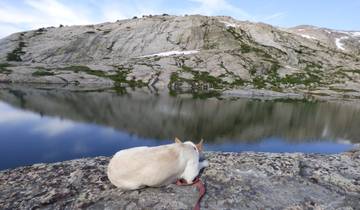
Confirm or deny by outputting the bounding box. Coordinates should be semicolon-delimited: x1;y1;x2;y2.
32;70;55;76
0;63;12;74
253;76;266;88
60;65;107;77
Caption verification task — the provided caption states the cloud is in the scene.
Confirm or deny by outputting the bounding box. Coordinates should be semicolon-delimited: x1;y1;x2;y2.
100;3;127;21
0;5;38;24
0;24;26;40
32;119;76;137
0;102;39;123
0;0;161;38
262;12;286;21
95;0;161;21
0;0;283;38
24;0;92;26
0;0;93;38
0;109;38;123
26;0;79;19
0;101;77;137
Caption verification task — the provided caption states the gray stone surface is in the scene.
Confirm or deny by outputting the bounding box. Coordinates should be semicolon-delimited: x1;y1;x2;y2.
1;149;359;209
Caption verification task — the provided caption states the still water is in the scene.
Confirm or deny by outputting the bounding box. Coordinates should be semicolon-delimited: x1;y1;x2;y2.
0;85;358;170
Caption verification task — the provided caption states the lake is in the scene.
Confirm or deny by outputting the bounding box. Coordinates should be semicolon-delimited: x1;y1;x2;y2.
0;84;358;170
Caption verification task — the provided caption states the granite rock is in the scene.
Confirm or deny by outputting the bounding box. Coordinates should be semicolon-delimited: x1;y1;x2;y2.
1;15;360;99
1;149;359;209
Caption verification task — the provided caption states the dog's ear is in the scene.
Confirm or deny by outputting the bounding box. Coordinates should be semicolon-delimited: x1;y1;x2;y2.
196;139;204;152
175;137;182;144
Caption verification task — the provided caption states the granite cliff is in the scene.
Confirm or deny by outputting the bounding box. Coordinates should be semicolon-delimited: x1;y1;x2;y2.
1;15;360;98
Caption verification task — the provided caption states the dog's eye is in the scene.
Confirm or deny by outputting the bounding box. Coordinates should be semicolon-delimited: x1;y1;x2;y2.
193;147;197;151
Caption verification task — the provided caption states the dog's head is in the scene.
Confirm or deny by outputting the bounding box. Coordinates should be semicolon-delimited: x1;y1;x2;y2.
175;137;204;153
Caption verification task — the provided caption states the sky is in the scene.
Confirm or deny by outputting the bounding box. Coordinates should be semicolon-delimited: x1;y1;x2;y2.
0;0;359;38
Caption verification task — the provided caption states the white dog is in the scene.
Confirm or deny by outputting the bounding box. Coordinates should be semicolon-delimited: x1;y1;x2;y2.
107;138;209;190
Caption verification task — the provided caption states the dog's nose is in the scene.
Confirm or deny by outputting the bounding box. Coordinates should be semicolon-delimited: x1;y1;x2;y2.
192;177;199;182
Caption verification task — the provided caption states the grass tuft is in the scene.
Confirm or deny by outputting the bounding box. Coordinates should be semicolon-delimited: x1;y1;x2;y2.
0;63;13;75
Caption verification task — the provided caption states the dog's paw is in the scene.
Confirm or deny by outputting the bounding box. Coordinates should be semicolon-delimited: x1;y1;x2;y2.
201;160;209;168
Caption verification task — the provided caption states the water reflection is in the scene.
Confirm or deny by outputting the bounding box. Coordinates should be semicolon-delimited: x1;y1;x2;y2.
0;101;171;170
0;85;358;169
1;85;360;143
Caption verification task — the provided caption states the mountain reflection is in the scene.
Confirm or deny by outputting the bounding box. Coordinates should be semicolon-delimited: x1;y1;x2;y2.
0;85;359;144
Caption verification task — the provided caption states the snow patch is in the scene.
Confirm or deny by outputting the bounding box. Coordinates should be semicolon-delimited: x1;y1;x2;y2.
300;34;317;40
285;65;297;70
220;21;237;28
336;30;351;35
335;31;360;37
335;36;349;51
351;32;360;37
141;50;199;57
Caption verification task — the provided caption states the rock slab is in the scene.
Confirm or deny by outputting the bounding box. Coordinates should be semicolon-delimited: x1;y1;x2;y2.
0;150;360;209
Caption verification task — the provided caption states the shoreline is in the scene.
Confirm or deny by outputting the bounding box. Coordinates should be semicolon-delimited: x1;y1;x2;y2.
1;83;360;103
1;149;359;209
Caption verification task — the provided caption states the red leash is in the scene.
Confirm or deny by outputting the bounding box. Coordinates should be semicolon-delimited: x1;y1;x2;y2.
176;177;205;210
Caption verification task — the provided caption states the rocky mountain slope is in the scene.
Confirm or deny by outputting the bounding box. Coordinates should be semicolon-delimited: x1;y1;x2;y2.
0;15;360;98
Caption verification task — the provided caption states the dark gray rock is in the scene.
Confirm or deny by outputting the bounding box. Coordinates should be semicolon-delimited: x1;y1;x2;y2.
1;149;359;209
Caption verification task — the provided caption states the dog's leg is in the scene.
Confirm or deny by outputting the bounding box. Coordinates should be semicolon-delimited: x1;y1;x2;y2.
199;160;209;170
182;160;200;184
